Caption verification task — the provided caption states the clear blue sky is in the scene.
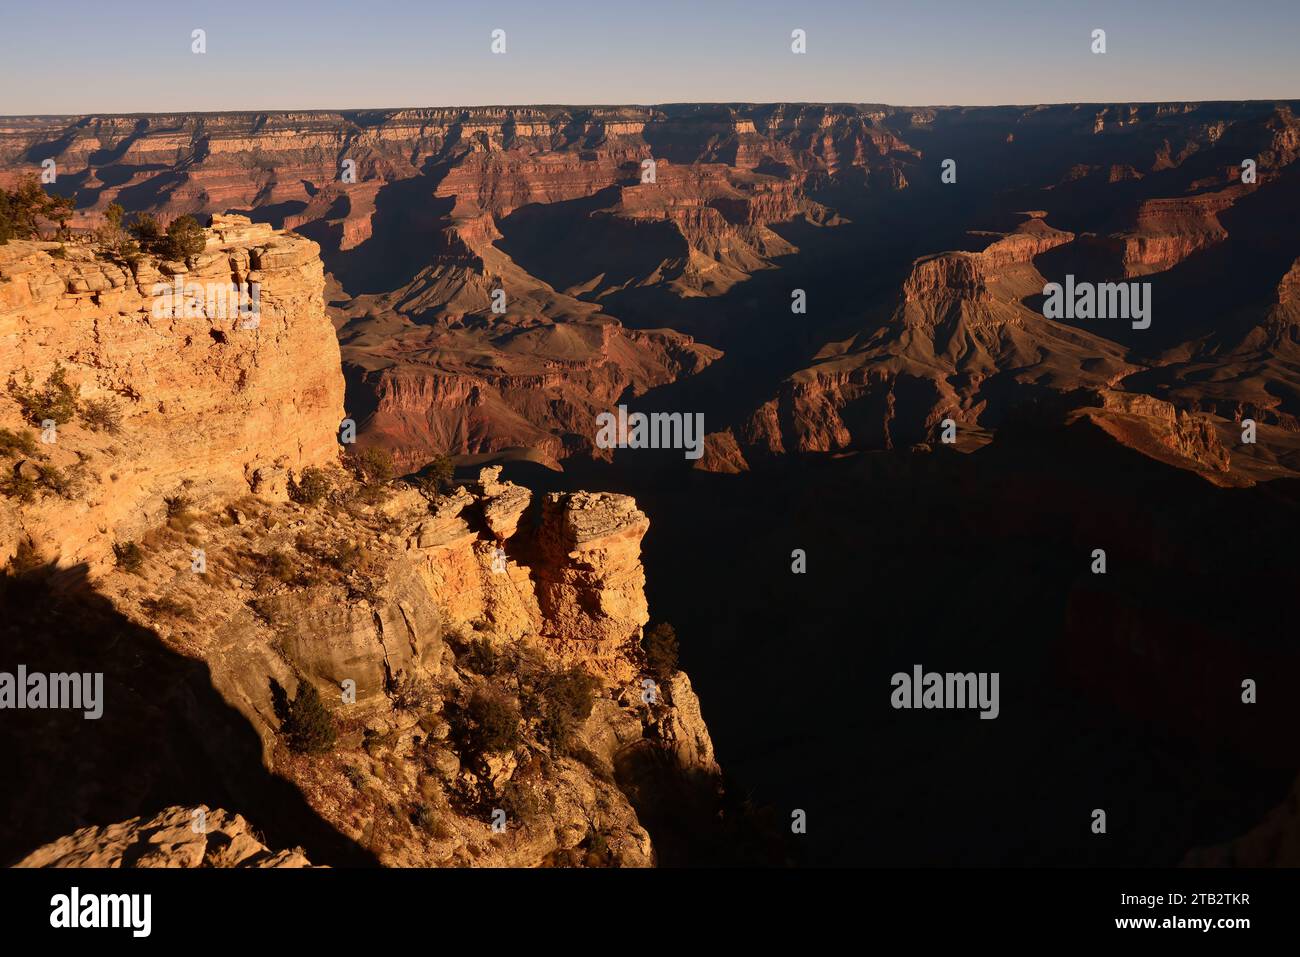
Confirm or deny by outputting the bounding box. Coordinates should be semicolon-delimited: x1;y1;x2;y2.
2;0;1297;114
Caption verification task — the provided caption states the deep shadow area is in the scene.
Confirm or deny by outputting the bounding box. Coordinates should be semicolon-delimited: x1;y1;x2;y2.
323;163;457;296
494;417;1300;866
0;564;378;867
495;187;687;293
613;742;789;867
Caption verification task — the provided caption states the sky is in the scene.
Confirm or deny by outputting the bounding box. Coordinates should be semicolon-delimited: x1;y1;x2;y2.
1;0;1297;115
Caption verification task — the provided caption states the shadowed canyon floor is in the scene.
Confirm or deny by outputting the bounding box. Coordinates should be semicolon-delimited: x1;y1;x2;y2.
499;433;1300;866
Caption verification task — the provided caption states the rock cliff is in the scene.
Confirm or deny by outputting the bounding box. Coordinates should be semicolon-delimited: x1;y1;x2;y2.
8;102;1300;476
0;222;722;868
0;216;343;566
733;215;1135;458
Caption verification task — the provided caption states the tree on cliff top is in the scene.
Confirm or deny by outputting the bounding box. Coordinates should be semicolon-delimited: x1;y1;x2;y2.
96;203;141;265
128;213;162;246
0;174;76;244
161;214;207;261
415;454;455;498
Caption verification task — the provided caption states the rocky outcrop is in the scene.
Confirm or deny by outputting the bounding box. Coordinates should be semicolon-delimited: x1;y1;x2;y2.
741;216;1133;457
694;429;751;473
0;234;721;869
1069;389;1233;479
903;253;990;304
534;491;651;684
1252;256;1300;347
477;466;530;539
1106;189;1238;276
16;806;313;868
598;160;827;295
970;214;1075;269
659;672;720;775
0;216;344;567
903;216;1073;308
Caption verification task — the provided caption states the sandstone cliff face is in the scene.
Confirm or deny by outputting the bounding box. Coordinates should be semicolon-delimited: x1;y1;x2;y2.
1115;254;1300;471
1;232;721;869
902;254;990;304
1107;190;1238;276
902;217;1074;307
74;466;713;867
534;491;651;683
1069;389;1234;481
0;217;344;566
1254;256;1300;348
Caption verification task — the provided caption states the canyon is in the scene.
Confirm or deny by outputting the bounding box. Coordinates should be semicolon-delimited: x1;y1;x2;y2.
0;221;729;868
5;101;1295;482
3;99;1300;866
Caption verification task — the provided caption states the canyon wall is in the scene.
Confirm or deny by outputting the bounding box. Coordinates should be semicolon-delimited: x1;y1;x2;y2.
0;223;721;868
0;216;343;565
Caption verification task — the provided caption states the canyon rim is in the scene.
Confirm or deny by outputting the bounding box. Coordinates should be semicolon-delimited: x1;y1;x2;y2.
1;0;1298;943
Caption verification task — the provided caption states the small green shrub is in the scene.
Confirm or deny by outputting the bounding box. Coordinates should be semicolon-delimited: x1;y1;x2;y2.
288;466;331;505
533;666;600;751
342;765;366;789
112;540;144;573
411;803;437;831
7;363;78;427
79;396;123;434
453;686;521;755
282;682;337;754
163;493;198;531
502;781;542;826
264;548;298;583
128;213;162;246
141;595;195;621
0;174;74;243
460;636;499;676
35;462;83;500
0;472;37;503
161;214;207;261
346;446;394;485
414;454;455;499
324;539;366;572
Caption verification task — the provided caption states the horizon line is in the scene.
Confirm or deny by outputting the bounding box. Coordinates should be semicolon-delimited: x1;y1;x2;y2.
4;97;1300;121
